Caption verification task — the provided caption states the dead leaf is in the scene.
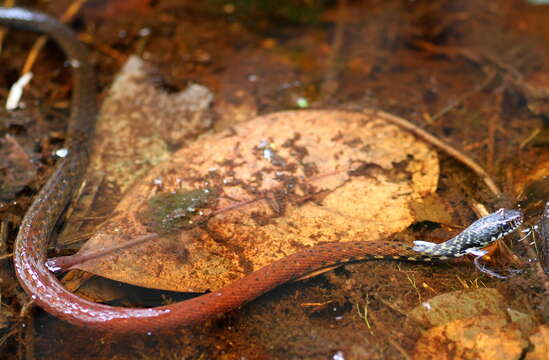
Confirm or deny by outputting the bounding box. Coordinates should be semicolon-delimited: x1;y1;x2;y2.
525;325;549;360
58;56;214;244
408;288;509;328
91;56;214;195
409;193;454;225
0;134;37;200
412;315;528;360
69;109;439;292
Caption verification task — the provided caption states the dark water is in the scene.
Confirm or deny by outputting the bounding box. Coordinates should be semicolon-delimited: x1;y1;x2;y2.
1;0;548;359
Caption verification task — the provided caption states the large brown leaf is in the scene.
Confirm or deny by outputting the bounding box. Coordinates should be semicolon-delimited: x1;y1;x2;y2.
71;109;439;292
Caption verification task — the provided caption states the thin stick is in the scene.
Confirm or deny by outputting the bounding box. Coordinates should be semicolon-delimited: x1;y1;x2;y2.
486;95;501;174
519;127;541;149
364;108;501;195
46;233;160;271
431;70;496;121
0;252;13;260
320;0;346;99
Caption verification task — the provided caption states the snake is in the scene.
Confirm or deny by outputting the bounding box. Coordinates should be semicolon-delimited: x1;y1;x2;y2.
0;7;524;333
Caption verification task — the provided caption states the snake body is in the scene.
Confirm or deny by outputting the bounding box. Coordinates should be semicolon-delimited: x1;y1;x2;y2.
0;7;523;333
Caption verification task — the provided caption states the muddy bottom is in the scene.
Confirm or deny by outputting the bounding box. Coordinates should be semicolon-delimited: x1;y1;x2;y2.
1;0;548;359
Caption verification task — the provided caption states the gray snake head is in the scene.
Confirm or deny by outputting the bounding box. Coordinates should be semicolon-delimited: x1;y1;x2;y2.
412;208;523;258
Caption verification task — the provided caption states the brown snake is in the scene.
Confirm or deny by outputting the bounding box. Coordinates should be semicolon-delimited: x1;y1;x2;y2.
0;7;523;333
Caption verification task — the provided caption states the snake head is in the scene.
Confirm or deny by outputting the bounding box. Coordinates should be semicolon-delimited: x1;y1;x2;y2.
412;208;523;258
479;208;523;240
450;208;523;256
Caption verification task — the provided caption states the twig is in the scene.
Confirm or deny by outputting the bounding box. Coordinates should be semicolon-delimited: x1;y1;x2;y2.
431;70;496;121
486;95;500;174
355;293;374;335
0;252;14;260
405;273;422;303
0;219;8;256
481;51;523;81
387;337;412;360
17;298;36;360
376;296;407;316
364;108;502;195
0;328;18;348
320;0;347;100
519;127;541;149
462;138;489;151
21;311;35;360
46;233;160;271
78;32;127;64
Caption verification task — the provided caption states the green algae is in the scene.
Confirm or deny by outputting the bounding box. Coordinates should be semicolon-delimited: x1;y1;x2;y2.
144;188;216;233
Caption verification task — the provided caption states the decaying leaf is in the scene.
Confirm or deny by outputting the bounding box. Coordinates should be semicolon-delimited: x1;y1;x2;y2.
412;315;528;360
58;56;214;245
0;134;38;200
408;288;536;335
90;56;214;195
408;288;509;328
69;109;439;292
525;325;549;360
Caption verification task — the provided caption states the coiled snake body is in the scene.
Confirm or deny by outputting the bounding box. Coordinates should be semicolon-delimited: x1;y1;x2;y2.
0;7;523;333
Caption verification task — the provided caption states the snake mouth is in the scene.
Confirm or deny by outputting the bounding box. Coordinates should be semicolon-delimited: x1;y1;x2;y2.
512;212;523;229
500;214;523;239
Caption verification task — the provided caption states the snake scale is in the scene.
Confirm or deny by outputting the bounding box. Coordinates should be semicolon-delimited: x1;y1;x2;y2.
0;7;523;333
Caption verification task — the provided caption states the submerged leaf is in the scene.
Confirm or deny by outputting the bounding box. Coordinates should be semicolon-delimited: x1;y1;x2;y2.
70;109;439;292
413;315;528;360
